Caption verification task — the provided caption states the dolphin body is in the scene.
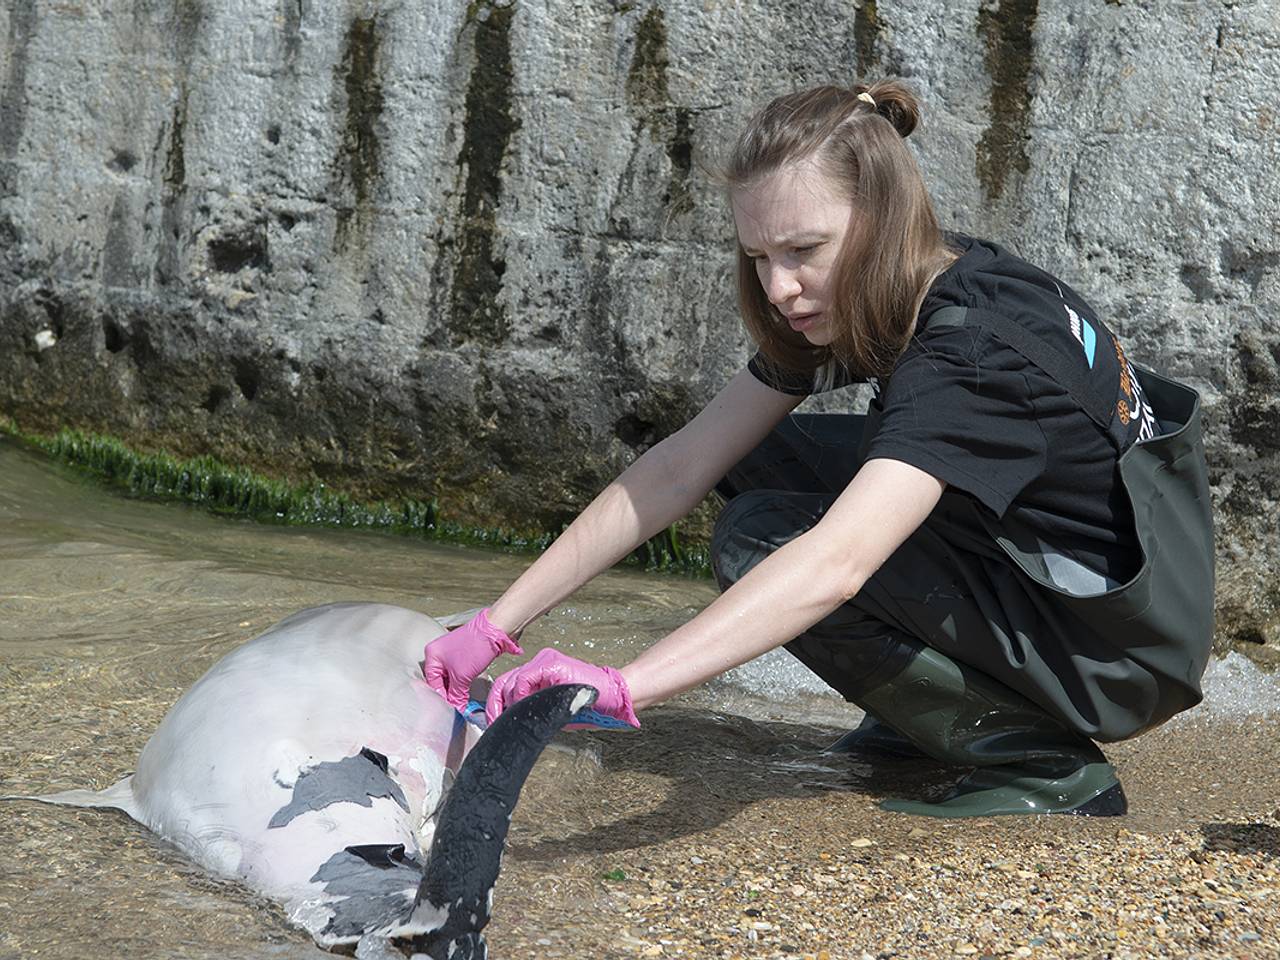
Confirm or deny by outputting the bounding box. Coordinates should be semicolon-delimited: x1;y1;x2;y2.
9;602;595;959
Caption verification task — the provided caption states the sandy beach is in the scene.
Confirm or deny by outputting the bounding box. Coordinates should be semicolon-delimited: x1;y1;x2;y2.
5;668;1280;960
484;708;1280;960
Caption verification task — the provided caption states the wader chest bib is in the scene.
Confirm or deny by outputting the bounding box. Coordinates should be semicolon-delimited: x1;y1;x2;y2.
906;306;1216;739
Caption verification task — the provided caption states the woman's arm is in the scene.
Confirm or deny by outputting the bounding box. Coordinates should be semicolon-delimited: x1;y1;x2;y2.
486;369;804;635
619;457;946;709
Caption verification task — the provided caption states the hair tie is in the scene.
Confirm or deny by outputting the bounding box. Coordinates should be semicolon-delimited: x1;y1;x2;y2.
857;91;876;107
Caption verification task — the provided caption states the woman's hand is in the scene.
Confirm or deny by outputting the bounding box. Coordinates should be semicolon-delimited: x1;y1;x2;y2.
484;648;640;729
422;608;523;710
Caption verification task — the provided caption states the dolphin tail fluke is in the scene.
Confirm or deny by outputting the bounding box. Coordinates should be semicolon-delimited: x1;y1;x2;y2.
1;775;140;818
405;683;599;957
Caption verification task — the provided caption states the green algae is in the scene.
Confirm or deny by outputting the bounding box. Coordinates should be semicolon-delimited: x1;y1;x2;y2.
0;420;710;577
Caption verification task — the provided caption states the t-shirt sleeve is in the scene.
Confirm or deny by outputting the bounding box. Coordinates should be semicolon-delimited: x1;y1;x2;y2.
747;351;815;396
862;330;1048;517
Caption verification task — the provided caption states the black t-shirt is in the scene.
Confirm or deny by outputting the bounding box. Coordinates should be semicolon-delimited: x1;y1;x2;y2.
747;234;1158;588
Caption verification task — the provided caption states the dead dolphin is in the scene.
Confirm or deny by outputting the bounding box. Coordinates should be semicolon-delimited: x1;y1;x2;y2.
6;602;596;958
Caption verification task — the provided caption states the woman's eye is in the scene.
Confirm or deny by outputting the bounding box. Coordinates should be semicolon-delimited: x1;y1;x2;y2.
792;244;817;255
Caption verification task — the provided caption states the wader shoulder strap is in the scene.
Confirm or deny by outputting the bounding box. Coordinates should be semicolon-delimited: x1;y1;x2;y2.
922;305;1117;436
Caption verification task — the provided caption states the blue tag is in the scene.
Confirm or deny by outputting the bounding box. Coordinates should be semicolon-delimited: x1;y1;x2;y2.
462;699;631;730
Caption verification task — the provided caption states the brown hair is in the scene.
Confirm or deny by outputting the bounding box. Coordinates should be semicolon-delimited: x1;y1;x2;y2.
720;80;956;380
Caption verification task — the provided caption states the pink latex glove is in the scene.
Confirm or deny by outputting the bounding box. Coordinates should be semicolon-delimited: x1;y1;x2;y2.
423;608;523;710
485;647;640;729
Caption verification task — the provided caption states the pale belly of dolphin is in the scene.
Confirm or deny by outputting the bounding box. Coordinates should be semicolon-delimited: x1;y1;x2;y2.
133;604;469;902
9;602;597;958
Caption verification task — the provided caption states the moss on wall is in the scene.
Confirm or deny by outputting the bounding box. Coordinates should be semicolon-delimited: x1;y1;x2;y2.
975;0;1038;202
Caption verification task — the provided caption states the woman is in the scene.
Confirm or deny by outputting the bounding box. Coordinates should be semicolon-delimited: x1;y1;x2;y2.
423;80;1215;817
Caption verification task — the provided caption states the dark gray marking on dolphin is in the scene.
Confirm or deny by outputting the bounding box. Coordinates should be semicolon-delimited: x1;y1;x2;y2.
268;746;408;829
361;747;391;774
346;843;421;869
311;844;426;940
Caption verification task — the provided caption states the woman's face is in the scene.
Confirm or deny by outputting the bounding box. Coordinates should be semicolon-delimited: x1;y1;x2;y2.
732;161;855;347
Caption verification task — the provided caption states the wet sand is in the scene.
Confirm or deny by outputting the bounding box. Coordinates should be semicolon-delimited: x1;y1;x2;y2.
2;439;1279;959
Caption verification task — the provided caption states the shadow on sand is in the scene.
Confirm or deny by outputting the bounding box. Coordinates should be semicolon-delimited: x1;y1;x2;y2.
508;705;958;861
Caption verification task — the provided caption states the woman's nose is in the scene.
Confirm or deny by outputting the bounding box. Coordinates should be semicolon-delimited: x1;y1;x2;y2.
764;265;801;305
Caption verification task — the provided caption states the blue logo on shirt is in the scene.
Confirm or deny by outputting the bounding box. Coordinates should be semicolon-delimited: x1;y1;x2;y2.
1065;303;1097;369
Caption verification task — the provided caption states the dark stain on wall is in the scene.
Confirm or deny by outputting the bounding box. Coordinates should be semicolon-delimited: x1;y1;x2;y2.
154;1;205;289
449;1;520;346
233;357;261;402
624;6;694;219
1;0;37;164
107;149;139;173
333;16;384;249
975;0;1038;202
173;0;205;65
164;90;189;193
282;0;305;68
102;318;130;354
626;6;670;109
1229;328;1280;455
209;224;269;274
154;86;190;287
102;193;136;288
202;383;232;413
854;0;881;78
665;106;694;216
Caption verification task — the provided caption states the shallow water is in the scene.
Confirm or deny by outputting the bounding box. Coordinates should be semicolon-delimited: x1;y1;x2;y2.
2;436;1278;959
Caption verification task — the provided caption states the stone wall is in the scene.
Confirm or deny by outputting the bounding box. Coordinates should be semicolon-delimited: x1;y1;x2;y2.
1;1;1277;651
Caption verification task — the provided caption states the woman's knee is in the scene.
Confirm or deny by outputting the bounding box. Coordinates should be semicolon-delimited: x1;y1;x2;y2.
710;490;824;591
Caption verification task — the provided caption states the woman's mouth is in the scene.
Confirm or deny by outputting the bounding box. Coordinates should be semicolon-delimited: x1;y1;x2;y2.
787;312;822;332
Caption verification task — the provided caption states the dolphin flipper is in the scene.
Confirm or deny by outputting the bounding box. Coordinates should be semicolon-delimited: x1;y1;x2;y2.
433;608;483;629
402;683;599;958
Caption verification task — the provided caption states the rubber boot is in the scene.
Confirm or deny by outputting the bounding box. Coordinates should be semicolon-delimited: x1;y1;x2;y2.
823;712;929;761
855;644;1127;818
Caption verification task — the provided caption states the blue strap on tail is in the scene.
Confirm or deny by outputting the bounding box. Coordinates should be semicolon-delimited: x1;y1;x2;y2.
462;699;631;730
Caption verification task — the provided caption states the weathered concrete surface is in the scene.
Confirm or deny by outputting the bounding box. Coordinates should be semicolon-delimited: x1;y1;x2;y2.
1;1;1277;653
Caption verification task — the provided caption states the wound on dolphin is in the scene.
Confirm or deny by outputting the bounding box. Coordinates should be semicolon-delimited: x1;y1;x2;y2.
268;746;408;829
311;844;427;940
